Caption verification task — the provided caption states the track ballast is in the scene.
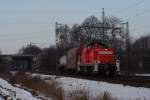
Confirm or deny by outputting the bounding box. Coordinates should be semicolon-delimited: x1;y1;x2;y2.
43;71;150;88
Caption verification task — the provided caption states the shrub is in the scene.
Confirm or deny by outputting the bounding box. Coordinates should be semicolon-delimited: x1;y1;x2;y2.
69;89;89;100
9;72;64;100
95;91;116;100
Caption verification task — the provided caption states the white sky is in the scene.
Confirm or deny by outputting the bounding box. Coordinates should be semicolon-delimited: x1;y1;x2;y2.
0;0;150;54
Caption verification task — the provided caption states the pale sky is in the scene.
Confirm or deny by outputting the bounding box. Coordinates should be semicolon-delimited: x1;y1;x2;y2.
0;0;150;54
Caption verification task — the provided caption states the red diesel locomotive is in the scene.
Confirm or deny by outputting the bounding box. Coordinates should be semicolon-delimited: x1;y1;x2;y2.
59;42;120;76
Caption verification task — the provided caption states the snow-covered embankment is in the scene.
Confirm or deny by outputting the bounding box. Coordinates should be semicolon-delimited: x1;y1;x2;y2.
0;78;41;100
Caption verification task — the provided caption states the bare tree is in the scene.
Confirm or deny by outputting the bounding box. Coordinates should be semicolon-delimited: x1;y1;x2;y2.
70;24;81;47
39;46;57;71
81;16;102;44
127;34;150;73
18;43;42;55
56;15;126;51
56;24;70;49
105;16;124;47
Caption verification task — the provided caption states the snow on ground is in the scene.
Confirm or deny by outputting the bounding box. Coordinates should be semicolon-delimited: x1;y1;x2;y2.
58;77;150;100
9;72;150;100
135;74;150;76
0;96;4;100
33;74;150;100
0;78;41;100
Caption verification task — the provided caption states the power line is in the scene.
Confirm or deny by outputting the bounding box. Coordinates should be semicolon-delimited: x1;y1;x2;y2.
0;31;50;37
113;0;149;14
127;9;150;33
128;8;150;20
135;0;149;6
0;33;51;42
131;19;150;30
131;25;150;33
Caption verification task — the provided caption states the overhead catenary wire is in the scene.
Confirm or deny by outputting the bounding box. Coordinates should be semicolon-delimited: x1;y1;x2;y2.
128;8;150;20
135;0;149;6
0;30;51;37
0;32;51;43
118;0;150;36
128;9;150;34
113;0;149;14
105;0;150;36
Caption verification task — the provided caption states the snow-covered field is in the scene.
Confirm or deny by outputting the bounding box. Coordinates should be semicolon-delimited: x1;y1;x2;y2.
135;74;150;76
0;78;41;100
1;72;150;100
59;77;150;100
36;74;150;100
0;96;4;100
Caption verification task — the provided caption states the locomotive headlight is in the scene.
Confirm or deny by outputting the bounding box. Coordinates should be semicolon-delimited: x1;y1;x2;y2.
99;51;113;54
97;60;101;63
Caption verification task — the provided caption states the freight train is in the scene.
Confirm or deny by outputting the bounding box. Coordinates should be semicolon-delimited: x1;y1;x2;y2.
59;42;120;76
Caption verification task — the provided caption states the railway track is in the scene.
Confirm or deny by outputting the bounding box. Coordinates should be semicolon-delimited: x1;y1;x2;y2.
24;70;150;88
41;71;150;88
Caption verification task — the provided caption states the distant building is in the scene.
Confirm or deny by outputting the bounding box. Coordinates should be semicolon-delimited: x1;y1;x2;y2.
0;55;39;71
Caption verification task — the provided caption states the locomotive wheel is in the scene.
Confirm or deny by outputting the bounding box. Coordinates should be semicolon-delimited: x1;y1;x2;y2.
108;69;116;76
87;66;92;75
105;71;110;76
98;70;106;76
66;69;76;75
58;66;65;74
